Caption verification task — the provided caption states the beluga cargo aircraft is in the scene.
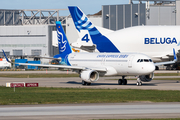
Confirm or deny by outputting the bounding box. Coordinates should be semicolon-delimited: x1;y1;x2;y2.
3;21;177;86
68;6;179;63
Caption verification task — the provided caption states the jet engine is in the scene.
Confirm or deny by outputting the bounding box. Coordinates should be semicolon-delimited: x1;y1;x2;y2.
139;73;154;82
80;70;99;83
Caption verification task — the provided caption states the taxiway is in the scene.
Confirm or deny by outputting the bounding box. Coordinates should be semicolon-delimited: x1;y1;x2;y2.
0;103;180;120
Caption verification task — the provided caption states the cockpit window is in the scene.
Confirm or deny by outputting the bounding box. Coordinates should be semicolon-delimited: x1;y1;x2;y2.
137;59;153;63
144;59;149;62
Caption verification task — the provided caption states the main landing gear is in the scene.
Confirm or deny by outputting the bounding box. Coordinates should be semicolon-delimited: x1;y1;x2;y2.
118;76;127;85
118;76;142;86
81;77;142;86
82;80;91;86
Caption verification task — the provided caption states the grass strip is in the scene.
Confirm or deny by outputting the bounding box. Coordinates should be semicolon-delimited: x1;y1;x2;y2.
0;73;180;78
153;78;180;80
106;78;180;80
0;73;179;78
99;118;180;120
154;73;180;76
0;87;180;105
0;73;79;78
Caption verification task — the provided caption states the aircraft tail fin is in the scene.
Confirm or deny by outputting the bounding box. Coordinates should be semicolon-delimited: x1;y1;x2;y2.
68;6;102;37
2;49;12;63
68;6;120;52
54;21;72;65
55;21;72;58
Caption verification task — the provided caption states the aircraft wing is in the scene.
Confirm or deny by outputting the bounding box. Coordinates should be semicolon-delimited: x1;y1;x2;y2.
27;56;61;60
18;63;107;72
154;48;177;66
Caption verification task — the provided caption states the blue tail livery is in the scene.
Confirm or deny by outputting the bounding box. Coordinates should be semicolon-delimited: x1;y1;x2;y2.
68;6;120;52
53;21;72;65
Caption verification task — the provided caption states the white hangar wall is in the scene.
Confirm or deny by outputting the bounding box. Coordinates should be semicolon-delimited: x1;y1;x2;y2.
0;25;58;58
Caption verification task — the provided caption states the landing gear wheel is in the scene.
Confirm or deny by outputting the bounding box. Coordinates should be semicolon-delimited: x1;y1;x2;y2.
122;79;127;85
82;80;87;85
87;83;91;85
137;82;142;86
118;78;127;85
118;79;122;85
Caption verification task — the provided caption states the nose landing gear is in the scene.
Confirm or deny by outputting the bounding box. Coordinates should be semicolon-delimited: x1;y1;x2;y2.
137;78;142;86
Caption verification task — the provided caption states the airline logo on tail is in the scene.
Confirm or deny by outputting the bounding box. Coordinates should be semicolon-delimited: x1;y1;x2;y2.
69;7;101;36
57;27;67;52
54;21;72;66
68;6;120;52
56;21;72;56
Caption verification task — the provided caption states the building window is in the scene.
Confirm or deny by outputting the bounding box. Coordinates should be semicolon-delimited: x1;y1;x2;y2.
31;49;41;56
0;51;10;57
13;49;22;55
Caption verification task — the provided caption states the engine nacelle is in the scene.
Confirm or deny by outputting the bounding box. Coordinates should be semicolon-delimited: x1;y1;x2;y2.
139;73;154;82
80;70;99;83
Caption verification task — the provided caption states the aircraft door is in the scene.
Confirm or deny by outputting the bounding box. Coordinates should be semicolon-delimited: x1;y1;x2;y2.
101;58;106;65
68;54;76;65
128;55;134;68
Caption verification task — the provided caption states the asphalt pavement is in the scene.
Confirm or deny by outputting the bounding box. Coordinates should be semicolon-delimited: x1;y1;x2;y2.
0;103;180;120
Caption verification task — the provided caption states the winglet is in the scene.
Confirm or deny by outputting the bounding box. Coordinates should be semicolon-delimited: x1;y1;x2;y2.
173;48;177;62
2;49;11;63
154;48;177;66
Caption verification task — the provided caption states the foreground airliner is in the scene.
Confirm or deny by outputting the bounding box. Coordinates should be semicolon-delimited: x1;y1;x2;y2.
68;6;179;62
3;21;177;86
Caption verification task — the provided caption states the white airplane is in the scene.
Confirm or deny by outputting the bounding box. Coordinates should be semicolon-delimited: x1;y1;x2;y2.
68;6;180;62
0;58;11;69
3;21;177;86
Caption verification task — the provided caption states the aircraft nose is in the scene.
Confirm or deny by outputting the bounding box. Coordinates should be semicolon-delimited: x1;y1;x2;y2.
148;64;155;73
140;63;155;74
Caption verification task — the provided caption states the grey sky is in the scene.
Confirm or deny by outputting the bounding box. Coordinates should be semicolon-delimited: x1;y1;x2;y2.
0;0;130;15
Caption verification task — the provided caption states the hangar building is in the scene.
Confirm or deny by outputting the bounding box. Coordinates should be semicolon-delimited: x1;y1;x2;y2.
0;9;65;62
